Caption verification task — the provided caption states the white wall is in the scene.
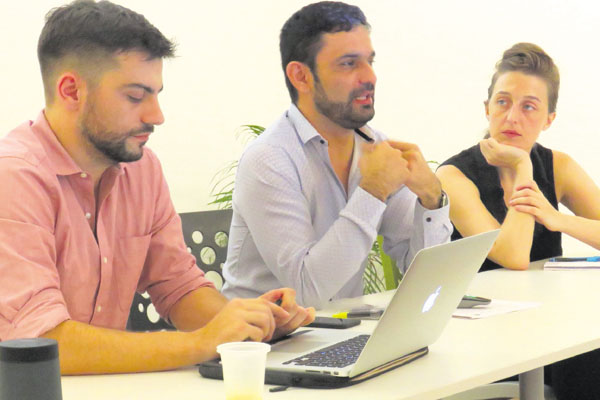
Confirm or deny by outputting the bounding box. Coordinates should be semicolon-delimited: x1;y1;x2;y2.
1;0;599;254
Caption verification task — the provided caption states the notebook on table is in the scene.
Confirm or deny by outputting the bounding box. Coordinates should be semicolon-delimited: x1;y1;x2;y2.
543;256;600;270
199;229;499;388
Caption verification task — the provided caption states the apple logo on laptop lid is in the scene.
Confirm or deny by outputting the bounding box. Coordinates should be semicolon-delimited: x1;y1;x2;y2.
422;286;441;313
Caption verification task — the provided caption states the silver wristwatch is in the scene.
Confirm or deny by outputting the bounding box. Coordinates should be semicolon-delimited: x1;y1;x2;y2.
438;190;449;208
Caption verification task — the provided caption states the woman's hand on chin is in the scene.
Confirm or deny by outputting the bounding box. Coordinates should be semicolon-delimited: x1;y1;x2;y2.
479;138;529;170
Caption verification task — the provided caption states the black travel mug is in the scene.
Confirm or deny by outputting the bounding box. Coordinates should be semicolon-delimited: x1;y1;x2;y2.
0;338;62;400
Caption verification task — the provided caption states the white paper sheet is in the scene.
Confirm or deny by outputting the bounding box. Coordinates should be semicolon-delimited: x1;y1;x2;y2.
452;299;541;319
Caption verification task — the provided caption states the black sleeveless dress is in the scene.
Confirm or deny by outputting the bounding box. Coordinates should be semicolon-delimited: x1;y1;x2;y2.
442;143;600;399
440;143;562;271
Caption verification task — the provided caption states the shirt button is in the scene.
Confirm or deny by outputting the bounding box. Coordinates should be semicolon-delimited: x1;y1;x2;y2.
85;212;92;219
97;306;102;312
426;217;432;222
103;257;108;263
80;173;88;178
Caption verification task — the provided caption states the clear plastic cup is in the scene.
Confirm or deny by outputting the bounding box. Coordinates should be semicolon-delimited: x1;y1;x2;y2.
216;342;271;400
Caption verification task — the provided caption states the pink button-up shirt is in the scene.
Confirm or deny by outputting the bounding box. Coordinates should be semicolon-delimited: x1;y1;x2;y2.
0;112;213;340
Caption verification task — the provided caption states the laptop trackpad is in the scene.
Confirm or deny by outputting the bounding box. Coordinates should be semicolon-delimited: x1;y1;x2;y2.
273;339;330;354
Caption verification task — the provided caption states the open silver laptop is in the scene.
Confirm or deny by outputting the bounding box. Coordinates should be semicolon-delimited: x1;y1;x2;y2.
264;230;499;380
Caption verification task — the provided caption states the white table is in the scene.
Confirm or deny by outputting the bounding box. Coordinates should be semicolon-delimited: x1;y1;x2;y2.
61;264;600;399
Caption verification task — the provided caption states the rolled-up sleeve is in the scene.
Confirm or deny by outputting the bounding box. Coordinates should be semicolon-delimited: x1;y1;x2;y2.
0;162;70;341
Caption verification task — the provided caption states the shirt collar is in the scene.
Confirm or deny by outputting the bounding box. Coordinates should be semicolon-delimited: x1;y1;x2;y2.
286;104;323;145
286;104;376;145
31;110;124;177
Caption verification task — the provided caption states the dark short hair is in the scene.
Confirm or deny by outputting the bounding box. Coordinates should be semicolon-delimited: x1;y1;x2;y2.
38;0;175;103
487;42;560;113
279;1;369;103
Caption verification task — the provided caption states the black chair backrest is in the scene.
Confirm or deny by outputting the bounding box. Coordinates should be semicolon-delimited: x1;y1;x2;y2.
179;209;233;289
127;209;233;331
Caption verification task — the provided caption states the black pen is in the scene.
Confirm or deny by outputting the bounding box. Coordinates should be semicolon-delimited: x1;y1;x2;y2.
354;128;374;143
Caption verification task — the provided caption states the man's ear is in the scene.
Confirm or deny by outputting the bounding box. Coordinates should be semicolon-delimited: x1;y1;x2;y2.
56;72;84;111
285;61;314;96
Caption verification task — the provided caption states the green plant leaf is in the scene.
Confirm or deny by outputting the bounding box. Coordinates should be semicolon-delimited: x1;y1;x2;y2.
363;241;386;294
210;125;266;210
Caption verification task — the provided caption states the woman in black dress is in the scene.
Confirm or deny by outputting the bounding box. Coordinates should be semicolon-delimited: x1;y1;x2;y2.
437;42;600;400
438;43;600;271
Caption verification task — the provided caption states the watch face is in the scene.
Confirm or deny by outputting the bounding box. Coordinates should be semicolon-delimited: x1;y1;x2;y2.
439;191;448;208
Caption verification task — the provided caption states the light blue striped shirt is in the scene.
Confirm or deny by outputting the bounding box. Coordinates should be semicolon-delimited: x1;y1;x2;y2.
222;105;452;308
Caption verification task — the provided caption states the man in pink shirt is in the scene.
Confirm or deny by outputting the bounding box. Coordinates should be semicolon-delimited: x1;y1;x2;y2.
0;0;314;374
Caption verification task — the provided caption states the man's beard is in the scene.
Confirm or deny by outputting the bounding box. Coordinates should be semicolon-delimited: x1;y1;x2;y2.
79;102;153;163
313;79;375;129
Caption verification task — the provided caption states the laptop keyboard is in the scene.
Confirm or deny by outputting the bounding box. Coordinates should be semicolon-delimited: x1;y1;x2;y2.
282;334;370;368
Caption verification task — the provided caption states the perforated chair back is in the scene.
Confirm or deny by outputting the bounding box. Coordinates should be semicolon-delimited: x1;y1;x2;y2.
127;209;233;331
179;209;233;289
